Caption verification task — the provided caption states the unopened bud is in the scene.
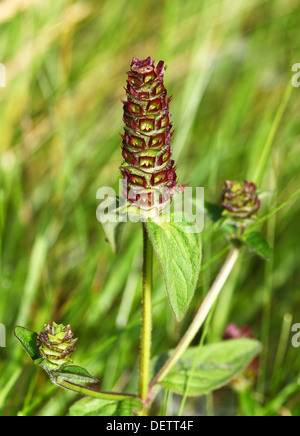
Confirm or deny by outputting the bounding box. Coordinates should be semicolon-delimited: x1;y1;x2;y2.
36;322;78;370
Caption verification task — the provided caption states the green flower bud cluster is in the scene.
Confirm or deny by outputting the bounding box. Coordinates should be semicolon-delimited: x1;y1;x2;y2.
36;322;78;370
222;180;260;221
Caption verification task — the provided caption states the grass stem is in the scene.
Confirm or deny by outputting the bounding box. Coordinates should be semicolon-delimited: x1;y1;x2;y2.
149;246;239;396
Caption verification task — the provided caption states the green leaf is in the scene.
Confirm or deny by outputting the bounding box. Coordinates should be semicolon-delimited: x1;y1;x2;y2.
245;231;272;260
146;212;202;322
203;202;237;236
157;339;262;396
101;220;125;254
55;365;98;385
204;201;223;223
98;196;126;254
14;326;40;361
68;396;143;417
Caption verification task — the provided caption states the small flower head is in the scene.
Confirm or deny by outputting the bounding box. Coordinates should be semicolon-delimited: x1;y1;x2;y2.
37;322;78;370
223;323;253;340
222;180;260;221
223;323;260;391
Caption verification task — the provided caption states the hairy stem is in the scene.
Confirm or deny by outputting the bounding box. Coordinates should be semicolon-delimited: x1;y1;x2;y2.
55;379;138;402
149;246;239;395
138;224;153;415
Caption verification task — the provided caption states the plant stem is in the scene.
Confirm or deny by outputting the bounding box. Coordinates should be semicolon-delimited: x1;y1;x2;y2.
138;224;153;415
149;246;239;394
55;379;138;402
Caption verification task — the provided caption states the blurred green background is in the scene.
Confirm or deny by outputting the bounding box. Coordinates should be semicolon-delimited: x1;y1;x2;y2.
0;0;299;416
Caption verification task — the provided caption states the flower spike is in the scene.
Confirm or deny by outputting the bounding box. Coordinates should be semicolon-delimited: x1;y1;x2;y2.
120;57;184;215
